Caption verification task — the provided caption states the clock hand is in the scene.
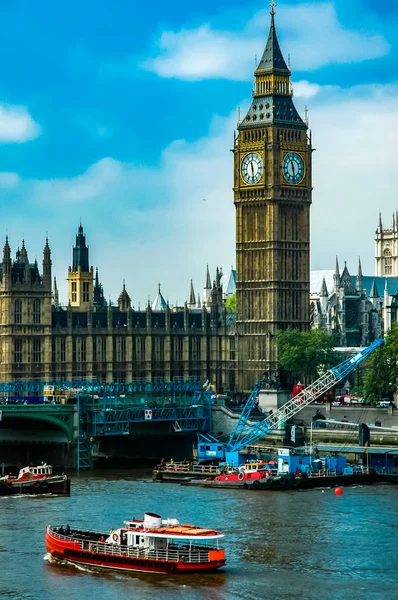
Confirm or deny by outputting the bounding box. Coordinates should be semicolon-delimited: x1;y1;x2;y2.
291;162;295;176
250;161;254;176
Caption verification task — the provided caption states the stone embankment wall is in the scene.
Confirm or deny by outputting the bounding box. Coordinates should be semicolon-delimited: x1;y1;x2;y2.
212;403;398;448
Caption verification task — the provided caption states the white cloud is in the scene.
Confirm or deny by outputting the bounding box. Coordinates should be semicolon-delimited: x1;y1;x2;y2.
33;158;124;203
0;104;40;142
293;80;322;98
143;2;389;81
0;172;21;188
142;26;259;81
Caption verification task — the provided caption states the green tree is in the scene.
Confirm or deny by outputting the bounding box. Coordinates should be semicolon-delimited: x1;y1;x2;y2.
277;327;338;384
225;293;236;313
363;323;398;403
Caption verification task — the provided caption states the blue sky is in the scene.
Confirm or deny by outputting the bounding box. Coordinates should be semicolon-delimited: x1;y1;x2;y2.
0;0;397;304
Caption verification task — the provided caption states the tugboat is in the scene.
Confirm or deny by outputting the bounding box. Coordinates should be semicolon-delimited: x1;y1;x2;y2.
0;464;70;496
46;512;226;573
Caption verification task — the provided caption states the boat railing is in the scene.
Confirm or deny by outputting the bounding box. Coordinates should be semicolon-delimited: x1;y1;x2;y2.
308;469;337;477
160;462;221;474
191;464;221;474
49;529;215;563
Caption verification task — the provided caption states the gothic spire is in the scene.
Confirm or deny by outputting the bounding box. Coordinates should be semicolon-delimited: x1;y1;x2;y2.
72;222;89;272
188;279;196;307
320;277;328;297
204;264;211;290
356;257;363;293
333;256;340;291
20;239;28;263
370;279;379;298
240;4;305;129
256;2;290;74
118;280;131;311
53;277;59;307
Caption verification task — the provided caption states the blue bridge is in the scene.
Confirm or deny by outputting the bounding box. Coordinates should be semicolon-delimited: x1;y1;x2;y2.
0;379;212;470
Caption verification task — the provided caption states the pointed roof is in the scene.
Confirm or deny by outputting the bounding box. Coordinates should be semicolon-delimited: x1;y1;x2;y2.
256;7;289;74
220;267;237;297
196;293;201;309
340;263;357;295
188;279;196;306
357;257;363;279
43;237;51;259
370;279;380;298
204;264;211;290
320;277;328;297
118;280;131;309
72;222;89;272
152;283;167;311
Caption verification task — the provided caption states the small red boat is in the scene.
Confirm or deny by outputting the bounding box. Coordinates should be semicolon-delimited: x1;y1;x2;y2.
46;512;226;574
213;460;277;483
0;464;70;496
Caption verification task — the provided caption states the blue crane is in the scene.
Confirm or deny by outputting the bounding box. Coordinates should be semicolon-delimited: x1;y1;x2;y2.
197;339;384;465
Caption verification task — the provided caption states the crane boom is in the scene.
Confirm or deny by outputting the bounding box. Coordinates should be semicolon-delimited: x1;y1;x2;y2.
227;339;384;453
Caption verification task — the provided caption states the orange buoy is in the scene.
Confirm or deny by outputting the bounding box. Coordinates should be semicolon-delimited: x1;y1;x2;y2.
335;487;343;496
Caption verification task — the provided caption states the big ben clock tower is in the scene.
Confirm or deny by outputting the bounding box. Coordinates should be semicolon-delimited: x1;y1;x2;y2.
234;2;312;391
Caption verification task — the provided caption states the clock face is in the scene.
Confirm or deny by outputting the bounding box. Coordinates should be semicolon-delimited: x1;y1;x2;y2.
282;152;305;184
241;153;263;185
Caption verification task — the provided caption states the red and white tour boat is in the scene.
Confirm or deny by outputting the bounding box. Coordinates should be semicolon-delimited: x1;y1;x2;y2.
213;460;277;483
46;512;226;574
0;464;70;496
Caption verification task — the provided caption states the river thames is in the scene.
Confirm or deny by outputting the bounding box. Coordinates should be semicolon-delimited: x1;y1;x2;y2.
0;471;397;600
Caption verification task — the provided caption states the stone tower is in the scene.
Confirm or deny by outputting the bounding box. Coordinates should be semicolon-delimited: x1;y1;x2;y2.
375;212;398;276
67;223;94;311
0;237;53;381
233;3;312;390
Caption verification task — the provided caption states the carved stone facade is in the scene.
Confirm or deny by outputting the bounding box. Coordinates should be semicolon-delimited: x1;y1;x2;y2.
0;228;236;391
375;212;398;277
310;258;383;346
234;8;311;390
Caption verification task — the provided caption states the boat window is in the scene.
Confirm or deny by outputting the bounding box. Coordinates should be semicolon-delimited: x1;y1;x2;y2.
135;535;140;545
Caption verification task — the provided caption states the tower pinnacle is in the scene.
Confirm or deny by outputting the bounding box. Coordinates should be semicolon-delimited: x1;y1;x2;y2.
270;0;276;15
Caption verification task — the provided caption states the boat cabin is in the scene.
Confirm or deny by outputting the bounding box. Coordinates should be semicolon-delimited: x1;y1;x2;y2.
11;464;53;481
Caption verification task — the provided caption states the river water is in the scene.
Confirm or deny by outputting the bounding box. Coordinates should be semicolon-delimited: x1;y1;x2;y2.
0;471;397;600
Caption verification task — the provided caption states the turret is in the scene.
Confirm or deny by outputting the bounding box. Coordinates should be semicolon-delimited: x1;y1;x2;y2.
118;280;131;311
333;256;340;292
356;257;363;293
2;236;11;285
73;223;89;272
68;223;94;310
42;237;52;288
203;264;212;306
188;280;196;309
52;277;59;307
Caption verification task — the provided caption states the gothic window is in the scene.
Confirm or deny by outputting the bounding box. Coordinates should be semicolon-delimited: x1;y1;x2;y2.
101;337;107;361
33;299;41;324
189;337;201;361
152;336;164;361
384;248;392;275
72;281;77;303
33;339;41;363
83;281;90;303
14;339;22;363
60;338;66;362
173;337;183;361
73;337;86;362
229;337;236;361
14;300;22;324
114;336;126;362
